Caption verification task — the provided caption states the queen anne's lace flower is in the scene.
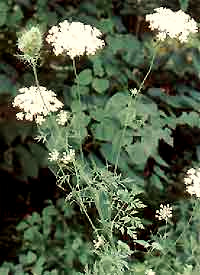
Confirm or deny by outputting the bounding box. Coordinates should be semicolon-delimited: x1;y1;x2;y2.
56;110;71;126
48;149;60;162
146;7;198;42
13;86;63;123
48;148;75;165
93;235;104;250
16;112;24;120
130;88;138;96
46;20;105;59
155;204;172;221
61;149;75;165
184;167;200;197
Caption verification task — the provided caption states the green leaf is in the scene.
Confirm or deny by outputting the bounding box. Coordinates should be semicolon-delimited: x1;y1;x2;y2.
177;112;200;127
27;213;41;226
0;74;16;96
8;6;24;26
105;92;130;116
179;0;189;11
19;251;37;266
126;142;153;166
93;118;120;141
150;174;164;191
95;190;111;222
76;69;93;86
15;145;39;179
28;143;48;168
151;241;164;252
70;111;90;143
71;84;90;97
24;226;43;244
196;145;200;162
97;18;115;33
92;78;109;93
0;267;9;275
16;221;29;231
91;56;105;77
32;256;45;275
0;3;9;26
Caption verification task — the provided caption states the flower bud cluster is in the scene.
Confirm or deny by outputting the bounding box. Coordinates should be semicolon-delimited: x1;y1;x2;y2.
17;26;43;65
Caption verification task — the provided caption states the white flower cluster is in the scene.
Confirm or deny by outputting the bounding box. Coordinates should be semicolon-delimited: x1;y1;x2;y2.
155;204;172;221
46;20;105;59
93;235;104;250
48;148;75;165
145;269;156;275
13;86;63;124
146;7;198;42
184;167;200;198
56;110;71;126
130;88;138;96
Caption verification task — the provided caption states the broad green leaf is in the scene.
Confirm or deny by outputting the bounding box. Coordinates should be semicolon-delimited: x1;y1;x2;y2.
179;0;189;11
0;3;8;26
0;267;9;275
105;92;130;116
8;6;24;26
196;145;200;162
16;221;29;231
15;145;39;179
126;142;154;166
76;69;93;86
71;84;90;97
92;78;109;93
0;74;16;96
90;56;105;77
28;143;48;168
32;256;45;275
150;174;164;191
93;118;120;141
97;18;115;33
19;251;37;266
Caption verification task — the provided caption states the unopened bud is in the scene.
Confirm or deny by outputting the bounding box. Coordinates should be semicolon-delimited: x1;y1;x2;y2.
17;26;43;65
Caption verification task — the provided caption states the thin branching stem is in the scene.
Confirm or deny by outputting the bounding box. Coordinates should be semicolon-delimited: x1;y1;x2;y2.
114;44;158;174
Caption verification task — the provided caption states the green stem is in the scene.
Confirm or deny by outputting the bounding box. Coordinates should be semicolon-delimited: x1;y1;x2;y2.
73;161;97;233
72;58;84;161
114;45;158;174
32;64;49;114
33;64;40;88
72;58;81;107
110;202;126;242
